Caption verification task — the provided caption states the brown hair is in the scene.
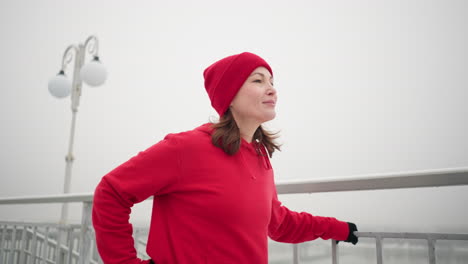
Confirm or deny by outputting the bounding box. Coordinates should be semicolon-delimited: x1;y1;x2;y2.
211;109;281;157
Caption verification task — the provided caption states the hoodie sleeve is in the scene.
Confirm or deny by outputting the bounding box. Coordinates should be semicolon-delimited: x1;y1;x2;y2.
92;135;181;264
268;187;349;243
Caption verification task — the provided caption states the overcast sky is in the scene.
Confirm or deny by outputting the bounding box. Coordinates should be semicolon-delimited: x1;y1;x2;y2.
1;0;467;232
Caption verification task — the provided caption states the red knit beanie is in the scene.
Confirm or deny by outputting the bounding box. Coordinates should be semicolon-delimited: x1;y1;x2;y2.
203;52;273;116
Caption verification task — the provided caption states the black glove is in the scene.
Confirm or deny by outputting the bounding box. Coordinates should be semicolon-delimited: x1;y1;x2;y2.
336;222;358;245
344;222;358;245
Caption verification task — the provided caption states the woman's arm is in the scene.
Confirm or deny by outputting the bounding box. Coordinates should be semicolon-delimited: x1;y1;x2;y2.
268;188;350;243
92;135;181;263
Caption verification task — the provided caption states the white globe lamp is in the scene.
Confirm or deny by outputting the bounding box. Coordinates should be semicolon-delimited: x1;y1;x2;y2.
48;71;72;98
80;56;107;87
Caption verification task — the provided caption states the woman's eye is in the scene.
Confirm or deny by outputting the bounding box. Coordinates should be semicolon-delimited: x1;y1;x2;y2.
254;79;262;83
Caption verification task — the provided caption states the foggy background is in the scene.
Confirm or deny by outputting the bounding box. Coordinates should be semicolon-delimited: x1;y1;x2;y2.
1;0;467;262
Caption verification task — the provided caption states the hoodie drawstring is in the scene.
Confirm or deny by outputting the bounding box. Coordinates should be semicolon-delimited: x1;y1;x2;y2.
239;142;272;180
259;144;272;170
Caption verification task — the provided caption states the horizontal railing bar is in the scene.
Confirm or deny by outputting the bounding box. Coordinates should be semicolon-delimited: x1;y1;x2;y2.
0;221;82;228
0;193;93;204
355;232;468;241
2;222;467;242
276;167;468;194
0;167;467;204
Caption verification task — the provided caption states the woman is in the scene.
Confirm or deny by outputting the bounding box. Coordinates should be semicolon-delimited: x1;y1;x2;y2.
92;52;358;264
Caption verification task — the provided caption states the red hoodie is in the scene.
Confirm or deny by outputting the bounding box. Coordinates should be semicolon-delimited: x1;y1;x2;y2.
92;123;349;263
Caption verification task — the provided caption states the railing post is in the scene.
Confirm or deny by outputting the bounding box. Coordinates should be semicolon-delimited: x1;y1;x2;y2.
18;225;27;263
42;226;50;264
30;226;38;264
428;238;436;264
9;225;17;264
78;201;92;264
375;235;383;264
134;228;140;255
66;227;74;264
0;224;6;262
55;225;63;264
332;240;339;264
292;244;299;264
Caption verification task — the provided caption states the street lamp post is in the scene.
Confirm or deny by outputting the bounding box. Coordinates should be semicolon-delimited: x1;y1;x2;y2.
48;35;107;225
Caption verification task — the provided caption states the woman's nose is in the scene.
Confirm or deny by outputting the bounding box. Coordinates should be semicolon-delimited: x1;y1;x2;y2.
267;85;277;95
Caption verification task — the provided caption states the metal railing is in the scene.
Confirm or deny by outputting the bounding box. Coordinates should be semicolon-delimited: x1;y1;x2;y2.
1;167;468;263
0;198;98;264
331;232;468;264
0;222;99;264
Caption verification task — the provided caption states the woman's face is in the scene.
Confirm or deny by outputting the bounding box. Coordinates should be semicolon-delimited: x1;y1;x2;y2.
230;66;277;125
